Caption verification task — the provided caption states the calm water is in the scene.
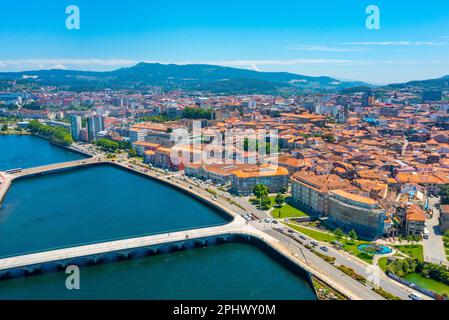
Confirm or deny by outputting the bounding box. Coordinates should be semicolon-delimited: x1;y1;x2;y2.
0;243;317;300
0;135;85;170
0;135;316;300
0;165;229;257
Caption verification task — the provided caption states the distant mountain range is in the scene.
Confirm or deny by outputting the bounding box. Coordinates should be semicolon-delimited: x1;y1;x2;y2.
1;62;448;94
0;62;369;94
387;75;449;90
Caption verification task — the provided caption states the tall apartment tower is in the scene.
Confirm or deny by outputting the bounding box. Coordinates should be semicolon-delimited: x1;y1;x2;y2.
70;115;82;141
87;115;105;142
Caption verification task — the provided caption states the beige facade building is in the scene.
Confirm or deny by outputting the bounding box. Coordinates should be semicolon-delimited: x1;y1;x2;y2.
230;165;289;196
328;190;386;240
290;172;353;216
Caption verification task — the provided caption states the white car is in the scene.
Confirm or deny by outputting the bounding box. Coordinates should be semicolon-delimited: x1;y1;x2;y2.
409;292;422;300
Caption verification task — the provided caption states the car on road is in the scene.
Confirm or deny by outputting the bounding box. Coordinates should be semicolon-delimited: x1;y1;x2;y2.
299;235;307;240
264;218;272;223
409;292;422;300
311;241;319;247
320;246;329;252
423;228;430;240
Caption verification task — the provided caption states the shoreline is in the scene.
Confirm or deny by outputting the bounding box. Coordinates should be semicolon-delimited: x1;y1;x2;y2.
0;132;31;136
0;139;357;300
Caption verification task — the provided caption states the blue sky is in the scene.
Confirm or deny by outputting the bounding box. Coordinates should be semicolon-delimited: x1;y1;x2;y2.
1;0;449;84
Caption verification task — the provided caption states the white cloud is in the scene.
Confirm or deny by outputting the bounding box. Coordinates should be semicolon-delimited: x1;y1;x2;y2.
0;59;137;71
50;64;67;70
211;59;360;66
340;41;446;46
287;45;369;52
249;64;260;71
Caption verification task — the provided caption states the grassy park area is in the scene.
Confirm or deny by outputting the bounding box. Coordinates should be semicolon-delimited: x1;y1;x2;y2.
405;273;449;296
284;222;374;263
270;197;309;219
393;245;424;261
285;223;335;242
379;257;389;272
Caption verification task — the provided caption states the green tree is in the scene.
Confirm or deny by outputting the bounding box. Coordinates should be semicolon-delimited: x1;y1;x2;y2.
1;124;7;132
182;107;212;120
280;186;288;194
253;184;269;199
413;235;421;243
22;101;41;110
261;195;272;210
439;185;449;205
275;194;285;207
334;228;345;242
128;148;138;158
348;229;358;243
96;138;119;151
27;120;73;146
323;133;336;143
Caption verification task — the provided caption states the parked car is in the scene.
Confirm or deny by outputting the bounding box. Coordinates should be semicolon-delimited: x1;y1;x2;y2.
320;246;329;252
311;241;319;246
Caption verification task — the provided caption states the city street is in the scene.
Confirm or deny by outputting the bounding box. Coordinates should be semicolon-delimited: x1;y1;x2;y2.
424;197;448;265
269;225;431;300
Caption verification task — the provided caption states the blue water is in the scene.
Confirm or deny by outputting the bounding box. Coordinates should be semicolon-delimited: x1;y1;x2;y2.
0;165;230;257
0;135;85;170
0;135;316;300
0;243;317;300
358;244;392;255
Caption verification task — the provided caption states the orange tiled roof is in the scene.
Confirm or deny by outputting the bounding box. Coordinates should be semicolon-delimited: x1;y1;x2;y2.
331;189;378;206
233;165;289;179
406;204;426;222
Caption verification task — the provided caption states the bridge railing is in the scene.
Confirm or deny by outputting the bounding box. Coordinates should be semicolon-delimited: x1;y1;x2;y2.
0;221;232;261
